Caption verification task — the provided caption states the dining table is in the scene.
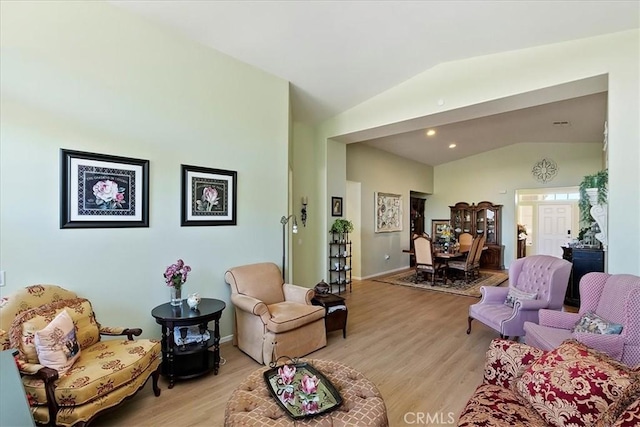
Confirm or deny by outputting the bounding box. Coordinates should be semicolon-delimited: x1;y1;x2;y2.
402;248;466;285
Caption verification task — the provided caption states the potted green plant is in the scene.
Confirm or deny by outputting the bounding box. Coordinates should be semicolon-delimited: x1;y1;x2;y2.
329;219;354;242
579;169;607;227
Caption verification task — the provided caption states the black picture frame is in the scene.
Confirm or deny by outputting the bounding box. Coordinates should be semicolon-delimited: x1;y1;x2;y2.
181;164;237;226
331;196;343;217
60;149;149;229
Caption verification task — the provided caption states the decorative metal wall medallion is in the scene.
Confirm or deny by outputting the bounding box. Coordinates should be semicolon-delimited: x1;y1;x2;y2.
531;158;558;183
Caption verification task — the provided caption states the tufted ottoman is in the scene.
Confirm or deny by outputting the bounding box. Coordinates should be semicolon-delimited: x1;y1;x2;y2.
224;359;389;426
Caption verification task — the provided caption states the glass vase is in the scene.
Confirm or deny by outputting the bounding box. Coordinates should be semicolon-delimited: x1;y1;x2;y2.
170;287;182;306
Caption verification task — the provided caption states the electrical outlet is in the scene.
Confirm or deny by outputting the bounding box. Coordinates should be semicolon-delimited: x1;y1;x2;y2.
0;270;5;287
384;254;390;260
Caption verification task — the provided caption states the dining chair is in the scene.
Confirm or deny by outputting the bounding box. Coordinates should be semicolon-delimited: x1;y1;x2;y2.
447;234;485;282
458;232;473;253
413;235;444;285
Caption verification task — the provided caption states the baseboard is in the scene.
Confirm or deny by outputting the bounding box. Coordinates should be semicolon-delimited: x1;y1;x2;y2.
220;334;233;344
360;266;410;280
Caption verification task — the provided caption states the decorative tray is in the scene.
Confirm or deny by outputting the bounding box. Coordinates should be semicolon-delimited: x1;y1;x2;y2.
263;357;342;419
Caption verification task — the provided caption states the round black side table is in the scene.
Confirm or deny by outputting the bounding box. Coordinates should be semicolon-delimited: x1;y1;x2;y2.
151;298;225;388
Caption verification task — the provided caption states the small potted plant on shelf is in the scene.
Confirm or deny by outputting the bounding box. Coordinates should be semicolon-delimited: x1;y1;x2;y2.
329;219;354;243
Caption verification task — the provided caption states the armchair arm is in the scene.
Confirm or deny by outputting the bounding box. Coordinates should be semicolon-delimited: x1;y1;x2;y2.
483;338;545;388
514;299;549;311
100;326;142;340
231;294;271;324
478;286;509;304
283;283;314;304
35;366;59;424
538;309;581;328
17;361;59;423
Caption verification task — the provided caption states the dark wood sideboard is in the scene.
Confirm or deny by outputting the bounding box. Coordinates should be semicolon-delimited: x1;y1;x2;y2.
562;246;605;307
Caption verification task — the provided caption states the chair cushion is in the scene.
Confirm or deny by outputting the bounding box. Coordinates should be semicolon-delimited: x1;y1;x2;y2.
458;383;547;426
34;310;81;375
22;338;161;407
573;311;623;335
504;287;538;308
11;298;100;364
266;302;325;333
515;340;640;427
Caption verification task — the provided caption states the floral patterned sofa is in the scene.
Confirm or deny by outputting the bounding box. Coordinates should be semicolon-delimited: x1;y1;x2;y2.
458;339;640;427
0;285;162;426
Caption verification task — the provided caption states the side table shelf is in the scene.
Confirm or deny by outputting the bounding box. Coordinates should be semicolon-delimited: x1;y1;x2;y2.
151;298;225;388
328;231;352;294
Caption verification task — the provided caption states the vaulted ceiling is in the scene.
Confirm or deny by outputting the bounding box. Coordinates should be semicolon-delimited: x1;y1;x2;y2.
113;1;638;165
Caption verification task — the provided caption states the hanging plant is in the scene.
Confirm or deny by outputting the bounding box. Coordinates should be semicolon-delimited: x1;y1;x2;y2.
578;169;607;227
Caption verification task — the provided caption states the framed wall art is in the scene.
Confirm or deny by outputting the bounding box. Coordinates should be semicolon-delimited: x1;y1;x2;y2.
431;219;451;241
60;149;149;228
374;192;402;233
181;164;237;226
331;196;343;217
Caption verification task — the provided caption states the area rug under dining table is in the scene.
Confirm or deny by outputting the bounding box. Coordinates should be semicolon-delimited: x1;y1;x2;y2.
372;269;508;298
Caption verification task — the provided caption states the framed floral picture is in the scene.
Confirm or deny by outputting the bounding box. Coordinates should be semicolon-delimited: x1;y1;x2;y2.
374;192;402;233
181;164;237;226
60;149;149;228
432;219;451;241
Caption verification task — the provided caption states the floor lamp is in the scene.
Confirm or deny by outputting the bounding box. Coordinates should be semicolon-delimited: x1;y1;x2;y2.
281;214;298;281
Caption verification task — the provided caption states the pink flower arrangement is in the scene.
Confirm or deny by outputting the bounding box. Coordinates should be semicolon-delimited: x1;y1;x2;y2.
276;365;322;415
164;259;191;290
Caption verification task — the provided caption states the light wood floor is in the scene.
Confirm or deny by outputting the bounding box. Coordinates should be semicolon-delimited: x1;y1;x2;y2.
93;274;502;427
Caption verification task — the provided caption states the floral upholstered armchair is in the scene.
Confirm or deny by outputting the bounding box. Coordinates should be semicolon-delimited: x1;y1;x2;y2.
0;285;161;426
458;338;640;426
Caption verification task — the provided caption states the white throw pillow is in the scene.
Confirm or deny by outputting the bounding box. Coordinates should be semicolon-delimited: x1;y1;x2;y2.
504;287;538;308
34;310;81;375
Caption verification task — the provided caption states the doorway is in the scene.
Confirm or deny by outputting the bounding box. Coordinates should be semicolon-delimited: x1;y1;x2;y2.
516;187;579;258
409;195;426;266
537;204;572;258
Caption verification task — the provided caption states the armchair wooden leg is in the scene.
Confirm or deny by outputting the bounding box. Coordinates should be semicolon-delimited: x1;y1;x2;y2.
466;317;473;334
152;367;161;397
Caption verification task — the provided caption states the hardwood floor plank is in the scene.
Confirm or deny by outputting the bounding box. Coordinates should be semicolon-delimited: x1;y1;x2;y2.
93;276;503;426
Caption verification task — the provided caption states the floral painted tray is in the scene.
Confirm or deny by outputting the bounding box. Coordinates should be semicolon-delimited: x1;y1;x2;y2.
263;358;343;419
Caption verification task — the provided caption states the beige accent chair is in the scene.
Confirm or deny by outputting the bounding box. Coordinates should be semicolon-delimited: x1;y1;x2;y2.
413;235;444;285
224;262;327;365
0;285;161;427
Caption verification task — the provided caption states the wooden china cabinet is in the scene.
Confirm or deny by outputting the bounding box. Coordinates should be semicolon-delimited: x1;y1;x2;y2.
450;201;504;270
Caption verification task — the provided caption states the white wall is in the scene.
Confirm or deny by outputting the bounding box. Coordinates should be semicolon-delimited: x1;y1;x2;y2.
0;2;289;339
317;30;639;275
346;144;434;278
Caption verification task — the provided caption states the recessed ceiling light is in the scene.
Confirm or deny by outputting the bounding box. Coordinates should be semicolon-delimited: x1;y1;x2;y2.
449;143;457;148
426;129;436;136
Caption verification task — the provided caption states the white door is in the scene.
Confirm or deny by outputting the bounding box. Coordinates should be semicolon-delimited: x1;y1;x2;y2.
537;204;572;258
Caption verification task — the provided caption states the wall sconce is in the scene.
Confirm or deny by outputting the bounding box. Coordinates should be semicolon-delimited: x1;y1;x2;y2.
280;214;298;280
301;196;308;227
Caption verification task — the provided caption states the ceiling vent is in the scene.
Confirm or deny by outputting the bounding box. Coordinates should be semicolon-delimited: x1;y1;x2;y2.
553;121;571;127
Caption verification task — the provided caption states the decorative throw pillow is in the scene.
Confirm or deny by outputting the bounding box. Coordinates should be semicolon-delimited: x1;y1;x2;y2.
573;311;624;335
34;310;81;375
504;287;538;308
515;339;639;427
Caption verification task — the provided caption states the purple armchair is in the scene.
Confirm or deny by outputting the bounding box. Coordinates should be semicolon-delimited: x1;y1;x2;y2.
466;255;572;339
524;272;640;367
